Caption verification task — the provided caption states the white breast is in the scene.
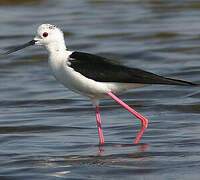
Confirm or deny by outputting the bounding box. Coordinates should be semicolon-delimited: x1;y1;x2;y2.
48;51;110;99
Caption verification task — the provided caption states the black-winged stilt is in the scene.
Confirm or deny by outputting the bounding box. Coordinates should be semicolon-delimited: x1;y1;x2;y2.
4;24;197;145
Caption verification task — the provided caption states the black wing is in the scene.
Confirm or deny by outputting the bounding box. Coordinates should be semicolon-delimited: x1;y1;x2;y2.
68;51;196;86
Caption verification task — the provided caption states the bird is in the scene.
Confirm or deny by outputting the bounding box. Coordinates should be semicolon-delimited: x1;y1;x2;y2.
3;24;197;145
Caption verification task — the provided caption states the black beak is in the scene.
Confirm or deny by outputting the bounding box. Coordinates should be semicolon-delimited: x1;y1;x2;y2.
3;40;36;55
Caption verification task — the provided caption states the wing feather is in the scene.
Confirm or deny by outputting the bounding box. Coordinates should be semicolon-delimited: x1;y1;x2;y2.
68;51;196;86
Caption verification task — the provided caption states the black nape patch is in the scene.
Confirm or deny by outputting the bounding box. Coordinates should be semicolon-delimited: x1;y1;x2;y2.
49;25;56;29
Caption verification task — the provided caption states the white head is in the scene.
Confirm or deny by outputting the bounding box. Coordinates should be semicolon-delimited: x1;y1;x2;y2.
4;24;66;55
34;24;66;52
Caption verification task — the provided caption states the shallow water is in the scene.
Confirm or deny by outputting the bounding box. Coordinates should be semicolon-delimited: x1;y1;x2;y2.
0;0;200;179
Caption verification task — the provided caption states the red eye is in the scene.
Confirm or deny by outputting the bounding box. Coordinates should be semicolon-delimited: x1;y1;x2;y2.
43;32;48;37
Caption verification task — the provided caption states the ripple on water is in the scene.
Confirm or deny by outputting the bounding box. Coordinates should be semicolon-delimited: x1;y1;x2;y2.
0;0;200;179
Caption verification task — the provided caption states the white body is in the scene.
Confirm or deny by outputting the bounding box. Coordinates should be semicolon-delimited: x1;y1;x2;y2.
34;24;144;104
48;49;144;100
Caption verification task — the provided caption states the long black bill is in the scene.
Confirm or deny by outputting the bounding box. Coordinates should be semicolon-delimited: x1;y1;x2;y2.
3;40;36;55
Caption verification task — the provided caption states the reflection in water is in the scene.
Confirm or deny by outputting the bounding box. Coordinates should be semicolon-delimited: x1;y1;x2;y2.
98;143;149;154
25;147;150;169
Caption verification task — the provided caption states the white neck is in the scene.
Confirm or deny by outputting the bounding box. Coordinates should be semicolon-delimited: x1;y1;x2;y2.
45;40;67;56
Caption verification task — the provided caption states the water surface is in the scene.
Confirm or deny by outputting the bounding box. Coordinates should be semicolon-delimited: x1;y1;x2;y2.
0;0;200;179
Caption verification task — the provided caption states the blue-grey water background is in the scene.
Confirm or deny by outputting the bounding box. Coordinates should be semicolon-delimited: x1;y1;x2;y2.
0;0;200;179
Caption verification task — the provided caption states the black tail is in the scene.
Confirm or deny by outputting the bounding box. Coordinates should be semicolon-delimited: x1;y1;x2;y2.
127;67;198;86
158;76;197;86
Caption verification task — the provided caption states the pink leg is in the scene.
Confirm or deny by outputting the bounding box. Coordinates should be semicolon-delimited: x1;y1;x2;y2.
107;92;148;144
96;106;104;145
